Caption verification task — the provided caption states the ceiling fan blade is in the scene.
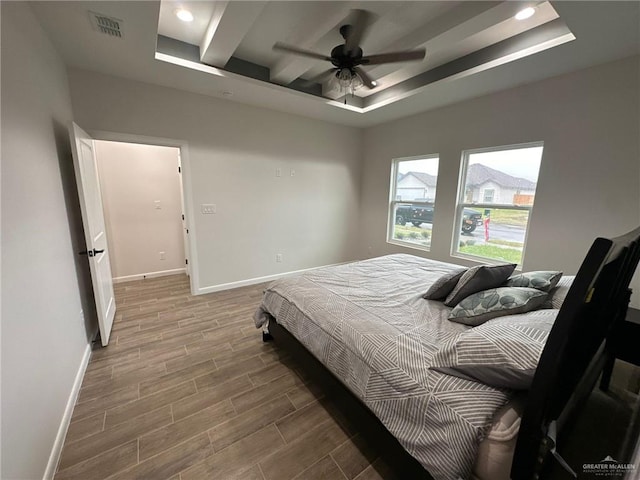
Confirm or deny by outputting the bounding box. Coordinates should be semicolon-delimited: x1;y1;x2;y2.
360;49;426;65
344;9;375;54
301;68;337;87
273;42;331;62
354;67;376;89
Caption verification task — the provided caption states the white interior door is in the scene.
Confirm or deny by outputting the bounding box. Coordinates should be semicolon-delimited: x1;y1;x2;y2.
70;123;116;346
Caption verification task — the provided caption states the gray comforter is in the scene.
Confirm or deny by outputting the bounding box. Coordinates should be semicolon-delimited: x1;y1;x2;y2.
254;254;511;480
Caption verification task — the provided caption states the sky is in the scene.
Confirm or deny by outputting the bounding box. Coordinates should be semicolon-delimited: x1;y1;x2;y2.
396;145;543;181
397;157;439;175
468;146;543;182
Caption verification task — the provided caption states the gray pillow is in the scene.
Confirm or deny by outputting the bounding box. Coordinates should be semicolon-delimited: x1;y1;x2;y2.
430;310;558;389
449;287;548;326
444;263;517;307
423;267;467;300
543;275;575;309
504;271;562;292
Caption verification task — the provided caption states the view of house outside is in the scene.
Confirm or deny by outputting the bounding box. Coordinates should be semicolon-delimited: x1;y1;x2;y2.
455;144;543;264
388;145;543;263
389;156;439;250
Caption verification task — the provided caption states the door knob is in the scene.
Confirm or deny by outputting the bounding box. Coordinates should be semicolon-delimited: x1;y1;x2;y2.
93;248;105;255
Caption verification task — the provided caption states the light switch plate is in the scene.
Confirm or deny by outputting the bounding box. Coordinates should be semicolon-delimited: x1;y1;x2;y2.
201;204;216;214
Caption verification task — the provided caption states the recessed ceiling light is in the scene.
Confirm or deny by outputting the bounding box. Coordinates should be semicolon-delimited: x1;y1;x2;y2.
175;8;194;22
515;7;535;20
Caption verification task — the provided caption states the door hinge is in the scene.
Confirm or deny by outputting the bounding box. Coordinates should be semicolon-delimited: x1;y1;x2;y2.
186;229;189;234
185;259;188;265
178;166;181;173
181;214;185;220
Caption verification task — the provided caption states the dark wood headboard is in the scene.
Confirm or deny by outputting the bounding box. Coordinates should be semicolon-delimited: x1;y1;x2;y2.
512;226;640;479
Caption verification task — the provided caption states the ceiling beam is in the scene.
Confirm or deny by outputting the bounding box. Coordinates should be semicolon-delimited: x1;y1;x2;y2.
323;1;555;100
269;3;358;85
361;1;555;96
200;1;266;68
363;18;574;109
322;2;500;100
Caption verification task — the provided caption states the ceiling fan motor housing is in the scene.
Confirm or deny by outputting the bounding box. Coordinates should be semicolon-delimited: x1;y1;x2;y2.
330;45;363;68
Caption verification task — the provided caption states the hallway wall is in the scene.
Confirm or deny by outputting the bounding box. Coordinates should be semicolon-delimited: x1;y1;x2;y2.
95;141;185;281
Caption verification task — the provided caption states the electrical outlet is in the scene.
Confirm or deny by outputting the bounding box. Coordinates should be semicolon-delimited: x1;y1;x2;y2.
154;200;161;209
160;251;166;260
290;168;296;177
201;204;216;214
276;253;283;263
276;168;282;177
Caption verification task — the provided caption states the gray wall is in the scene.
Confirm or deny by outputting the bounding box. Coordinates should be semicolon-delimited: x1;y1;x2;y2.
67;69;363;294
1;4;638;476
1;3;96;478
360;55;640;306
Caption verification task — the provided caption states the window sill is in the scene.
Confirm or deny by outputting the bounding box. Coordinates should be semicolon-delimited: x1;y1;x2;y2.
451;251;522;270
387;239;431;253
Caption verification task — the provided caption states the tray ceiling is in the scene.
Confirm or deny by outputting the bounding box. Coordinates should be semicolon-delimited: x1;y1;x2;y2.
29;1;640;127
155;1;574;111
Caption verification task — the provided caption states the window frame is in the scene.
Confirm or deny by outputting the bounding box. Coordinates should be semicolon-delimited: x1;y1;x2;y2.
387;154;439;252
452;141;544;266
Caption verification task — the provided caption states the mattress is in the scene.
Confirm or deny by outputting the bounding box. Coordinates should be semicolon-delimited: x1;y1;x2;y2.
254;254;515;480
472;394;525;480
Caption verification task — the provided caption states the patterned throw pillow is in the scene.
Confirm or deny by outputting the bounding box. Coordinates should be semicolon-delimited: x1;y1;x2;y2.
449;287;548;326
430;310;558;389
423;268;467;300
444;263;517;307
504;271;562;292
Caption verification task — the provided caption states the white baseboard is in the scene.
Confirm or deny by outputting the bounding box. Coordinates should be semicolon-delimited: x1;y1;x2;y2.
196;261;349;295
43;343;92;480
113;268;186;284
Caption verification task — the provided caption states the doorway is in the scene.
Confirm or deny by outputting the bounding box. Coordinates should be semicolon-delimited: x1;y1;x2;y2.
93;140;190;284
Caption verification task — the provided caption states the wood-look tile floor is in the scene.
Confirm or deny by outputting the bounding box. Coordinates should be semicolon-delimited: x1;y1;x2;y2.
55;274;394;480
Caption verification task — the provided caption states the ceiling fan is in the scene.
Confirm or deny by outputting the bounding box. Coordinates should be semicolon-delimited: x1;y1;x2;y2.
273;9;426;93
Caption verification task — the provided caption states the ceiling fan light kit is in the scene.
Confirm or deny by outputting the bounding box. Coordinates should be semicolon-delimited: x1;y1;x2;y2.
334;68;363;96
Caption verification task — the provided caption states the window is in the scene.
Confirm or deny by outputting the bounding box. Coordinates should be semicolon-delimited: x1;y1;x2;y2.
453;143;543;265
388;155;439;250
482;188;495;203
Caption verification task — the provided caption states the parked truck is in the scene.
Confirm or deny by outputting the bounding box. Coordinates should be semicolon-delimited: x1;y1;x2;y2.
395;204;483;233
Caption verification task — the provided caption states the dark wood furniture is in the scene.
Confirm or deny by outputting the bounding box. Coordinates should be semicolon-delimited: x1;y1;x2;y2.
600;306;640;391
616;307;640;366
513;226;640;479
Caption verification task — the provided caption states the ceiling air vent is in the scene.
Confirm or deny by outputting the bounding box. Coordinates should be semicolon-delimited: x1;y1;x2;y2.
89;11;123;38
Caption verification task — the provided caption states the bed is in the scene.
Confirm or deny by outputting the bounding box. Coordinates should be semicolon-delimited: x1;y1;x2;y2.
254;226;640;480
